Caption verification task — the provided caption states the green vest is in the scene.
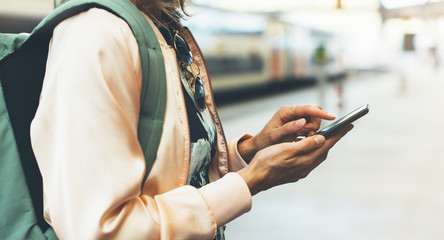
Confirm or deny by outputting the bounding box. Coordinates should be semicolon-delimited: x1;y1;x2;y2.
0;0;166;238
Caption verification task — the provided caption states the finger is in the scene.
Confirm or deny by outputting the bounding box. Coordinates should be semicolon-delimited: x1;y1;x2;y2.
322;124;354;149
299;124;353;177
273;106;298;123
281;135;326;169
307;130;316;137
277;105;334;124
305;115;323;129
296;129;310;136
303;124;353;164
293;105;335;121
291;134;326;156
268;118;306;143
300;152;328;179
302;120;322;131
284;118;306;134
273;118;305;142
296;125;319;137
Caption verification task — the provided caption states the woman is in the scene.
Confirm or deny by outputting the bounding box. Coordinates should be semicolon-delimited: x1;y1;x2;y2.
30;0;352;239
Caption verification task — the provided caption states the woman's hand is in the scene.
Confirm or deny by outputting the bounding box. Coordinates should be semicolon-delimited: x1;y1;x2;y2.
237;125;352;196
238;105;335;163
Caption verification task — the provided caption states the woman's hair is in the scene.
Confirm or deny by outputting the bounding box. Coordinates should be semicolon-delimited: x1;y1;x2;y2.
55;0;188;28
131;0;188;28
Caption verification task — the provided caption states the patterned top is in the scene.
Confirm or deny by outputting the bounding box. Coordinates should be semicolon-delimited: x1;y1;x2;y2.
181;73;225;240
157;21;225;238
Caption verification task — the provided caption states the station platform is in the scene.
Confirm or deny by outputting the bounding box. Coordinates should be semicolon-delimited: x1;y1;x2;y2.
219;61;444;240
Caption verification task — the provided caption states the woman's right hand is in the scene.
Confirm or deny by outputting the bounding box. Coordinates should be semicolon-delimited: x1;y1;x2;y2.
237;125;352;196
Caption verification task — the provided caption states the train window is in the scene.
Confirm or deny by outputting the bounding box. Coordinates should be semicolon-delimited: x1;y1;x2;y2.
205;56;264;76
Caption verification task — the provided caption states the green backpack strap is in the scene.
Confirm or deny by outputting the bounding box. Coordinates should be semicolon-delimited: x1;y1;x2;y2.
0;0;165;239
50;0;166;184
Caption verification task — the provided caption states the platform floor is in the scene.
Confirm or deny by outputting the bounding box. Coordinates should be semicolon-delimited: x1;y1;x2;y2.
218;63;444;240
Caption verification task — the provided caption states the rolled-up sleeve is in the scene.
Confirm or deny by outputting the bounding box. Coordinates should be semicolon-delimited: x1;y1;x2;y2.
227;134;253;171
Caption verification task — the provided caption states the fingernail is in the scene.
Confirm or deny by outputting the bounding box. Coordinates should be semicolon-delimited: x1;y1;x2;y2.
295;119;305;128
314;135;325;145
327;112;335;118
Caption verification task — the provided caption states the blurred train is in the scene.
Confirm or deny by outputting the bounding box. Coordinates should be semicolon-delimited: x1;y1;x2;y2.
184;7;347;92
0;4;347;93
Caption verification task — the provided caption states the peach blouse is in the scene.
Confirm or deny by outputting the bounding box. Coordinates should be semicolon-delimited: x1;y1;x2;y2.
30;8;252;240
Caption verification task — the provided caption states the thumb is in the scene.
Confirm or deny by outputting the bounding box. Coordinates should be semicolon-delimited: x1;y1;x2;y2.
277;118;306;137
293;134;325;155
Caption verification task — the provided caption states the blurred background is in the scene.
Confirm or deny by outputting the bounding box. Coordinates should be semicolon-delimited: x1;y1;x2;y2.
2;0;444;239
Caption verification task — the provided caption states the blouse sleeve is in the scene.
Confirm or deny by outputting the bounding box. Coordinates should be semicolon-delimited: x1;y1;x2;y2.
30;8;251;240
227;134;253;171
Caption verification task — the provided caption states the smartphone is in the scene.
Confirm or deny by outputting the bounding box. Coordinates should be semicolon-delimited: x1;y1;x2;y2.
316;104;370;138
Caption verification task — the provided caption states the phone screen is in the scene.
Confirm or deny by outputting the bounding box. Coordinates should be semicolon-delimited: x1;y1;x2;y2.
316;104;369;138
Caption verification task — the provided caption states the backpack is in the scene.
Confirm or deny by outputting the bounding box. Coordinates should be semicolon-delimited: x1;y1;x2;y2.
0;0;166;238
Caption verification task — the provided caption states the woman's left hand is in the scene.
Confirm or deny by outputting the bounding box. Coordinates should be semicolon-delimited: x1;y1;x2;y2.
237;105;335;163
